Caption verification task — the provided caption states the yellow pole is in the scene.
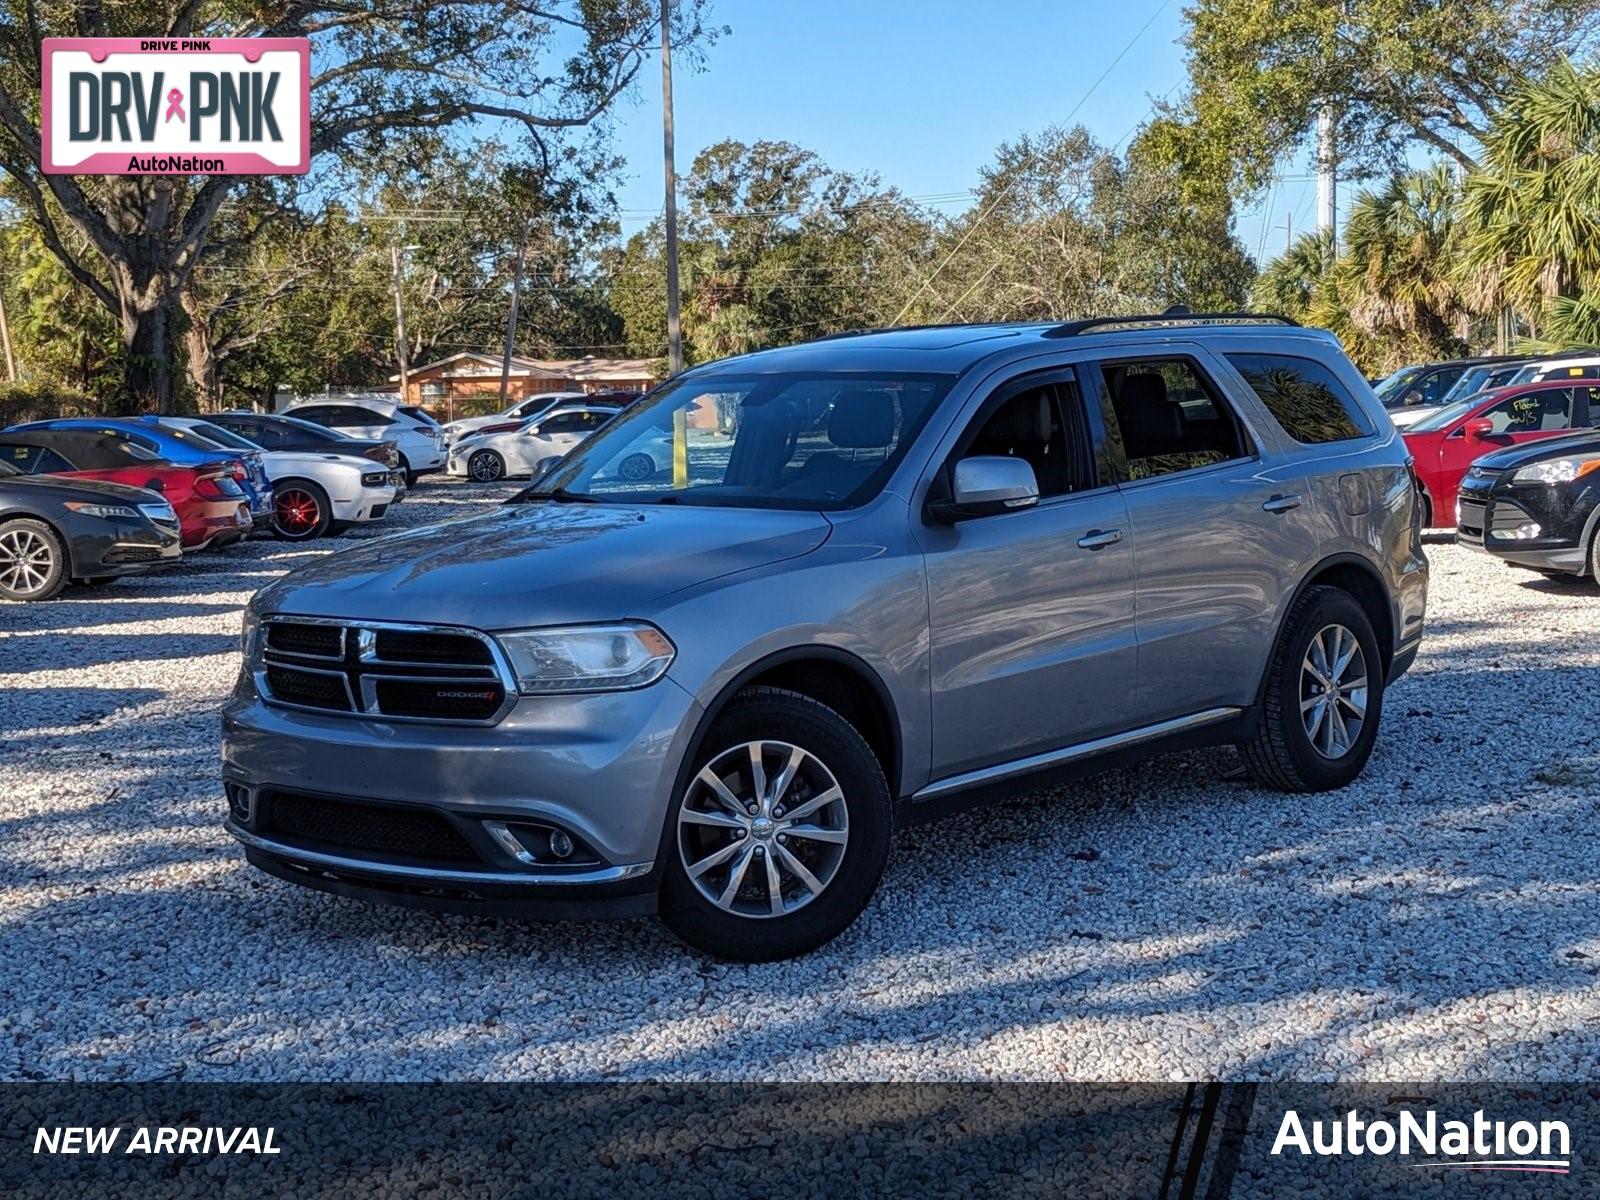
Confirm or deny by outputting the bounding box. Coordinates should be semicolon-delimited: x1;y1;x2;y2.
672;408;688;488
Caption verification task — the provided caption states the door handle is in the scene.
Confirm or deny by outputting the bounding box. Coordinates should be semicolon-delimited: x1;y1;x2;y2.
1077;528;1124;550
1262;494;1304;513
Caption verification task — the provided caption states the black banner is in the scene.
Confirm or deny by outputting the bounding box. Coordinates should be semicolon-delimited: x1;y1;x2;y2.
2;1084;1592;1197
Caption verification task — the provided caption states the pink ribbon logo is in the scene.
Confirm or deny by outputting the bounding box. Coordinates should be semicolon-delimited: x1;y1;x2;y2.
164;88;185;123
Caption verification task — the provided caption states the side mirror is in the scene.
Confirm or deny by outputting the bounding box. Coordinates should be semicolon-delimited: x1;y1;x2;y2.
928;456;1040;523
1464;417;1495;440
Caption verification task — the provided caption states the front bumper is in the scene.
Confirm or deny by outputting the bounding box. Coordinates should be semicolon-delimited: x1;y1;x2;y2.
1457;481;1594;574
220;672;703;918
329;484;400;525
65;514;182;577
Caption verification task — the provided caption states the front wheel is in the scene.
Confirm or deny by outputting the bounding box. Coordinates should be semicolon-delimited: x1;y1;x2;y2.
0;518;67;601
398;455;418;488
272;481;332;541
468;450;506;482
659;687;891;961
618;452;655;482
1239;585;1384;792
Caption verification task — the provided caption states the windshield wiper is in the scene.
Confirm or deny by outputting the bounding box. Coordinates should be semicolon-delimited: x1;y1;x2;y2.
525;486;605;504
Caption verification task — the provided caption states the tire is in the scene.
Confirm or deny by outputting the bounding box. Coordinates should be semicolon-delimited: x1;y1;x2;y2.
468;450;506;483
1239;585;1384;792
398;455;418;488
0;518;69;602
659;687;892;962
271;480;332;541
619;452;655;482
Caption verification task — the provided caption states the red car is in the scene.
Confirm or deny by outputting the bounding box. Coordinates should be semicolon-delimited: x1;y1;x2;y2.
0;429;253;549
1401;380;1600;527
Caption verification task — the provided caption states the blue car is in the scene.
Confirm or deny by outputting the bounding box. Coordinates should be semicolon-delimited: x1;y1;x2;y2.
11;416;274;522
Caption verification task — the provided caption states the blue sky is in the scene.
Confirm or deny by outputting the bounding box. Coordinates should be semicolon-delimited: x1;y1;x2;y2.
602;0;1317;266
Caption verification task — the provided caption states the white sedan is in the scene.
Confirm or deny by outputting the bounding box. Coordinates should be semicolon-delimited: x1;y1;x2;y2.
448;405;620;481
161;418;401;540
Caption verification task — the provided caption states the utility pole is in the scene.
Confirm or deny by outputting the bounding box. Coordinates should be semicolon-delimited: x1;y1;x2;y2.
661;0;683;378
661;0;688;488
1315;107;1337;264
390;244;412;404
1283;212;1293;255
499;237;528;410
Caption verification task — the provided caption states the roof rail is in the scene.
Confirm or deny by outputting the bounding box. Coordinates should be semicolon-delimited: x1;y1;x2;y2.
1043;310;1302;339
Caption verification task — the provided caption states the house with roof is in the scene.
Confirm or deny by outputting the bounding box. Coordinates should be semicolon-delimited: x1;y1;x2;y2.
392;352;660;418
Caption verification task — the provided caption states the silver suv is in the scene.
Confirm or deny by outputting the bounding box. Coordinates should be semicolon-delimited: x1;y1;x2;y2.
224;315;1428;960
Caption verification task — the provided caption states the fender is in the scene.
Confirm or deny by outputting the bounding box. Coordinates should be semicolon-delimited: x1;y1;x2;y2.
1253;551;1396;709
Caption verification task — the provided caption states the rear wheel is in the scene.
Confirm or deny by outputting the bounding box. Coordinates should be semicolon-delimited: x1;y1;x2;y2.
398;454;418;488
659;687;891;961
0;518;68;601
272;480;332;541
1239;585;1384;792
468;450;506;482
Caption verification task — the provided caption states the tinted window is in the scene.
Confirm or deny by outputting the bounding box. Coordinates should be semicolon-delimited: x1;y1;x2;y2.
0;444;72;474
1480;388;1577;433
1226;353;1371;444
161;423;228;449
538;411;609;436
1100;359;1251;480
1415;367;1463;406
290;406;336;426
335;405;392;427
188;421;259;451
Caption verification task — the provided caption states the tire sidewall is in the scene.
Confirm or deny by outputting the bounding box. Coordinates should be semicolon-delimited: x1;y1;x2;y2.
1273;590;1384;788
658;690;891;961
0;518;68;601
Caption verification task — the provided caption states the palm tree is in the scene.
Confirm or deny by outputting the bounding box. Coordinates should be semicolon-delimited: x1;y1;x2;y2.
1336;165;1470;360
1458;61;1600;334
1250;229;1334;319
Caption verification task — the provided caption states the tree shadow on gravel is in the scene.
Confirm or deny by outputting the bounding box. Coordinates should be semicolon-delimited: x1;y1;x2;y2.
4;663;1599;1084
0;600;240;633
0;633;237;674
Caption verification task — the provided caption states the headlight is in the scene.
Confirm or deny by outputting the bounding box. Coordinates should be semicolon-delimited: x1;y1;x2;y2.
361;472;387;487
496;622;674;694
1513;456;1600;485
138;501;177;523
63;501;138;520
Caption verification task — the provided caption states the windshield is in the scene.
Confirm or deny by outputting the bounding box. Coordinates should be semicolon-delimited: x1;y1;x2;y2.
160;423;230;450
1407;397;1482;433
1373;365;1423;400
521;371;954;510
189;420;261;451
1437;366;1490;407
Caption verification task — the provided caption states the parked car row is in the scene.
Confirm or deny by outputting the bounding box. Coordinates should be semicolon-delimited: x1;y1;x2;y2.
0;409;412;601
1376;351;1600;429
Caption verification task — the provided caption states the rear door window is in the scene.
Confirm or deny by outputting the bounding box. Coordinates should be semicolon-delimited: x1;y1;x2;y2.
0;444;72;474
1098;358;1253;480
1226;353;1373;444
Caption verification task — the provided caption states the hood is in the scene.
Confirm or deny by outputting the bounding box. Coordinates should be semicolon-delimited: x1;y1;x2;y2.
254;500;832;629
1471;428;1600;471
1;473;165;503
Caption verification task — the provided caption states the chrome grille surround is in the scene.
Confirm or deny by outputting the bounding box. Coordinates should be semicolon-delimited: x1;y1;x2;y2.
255;615;518;725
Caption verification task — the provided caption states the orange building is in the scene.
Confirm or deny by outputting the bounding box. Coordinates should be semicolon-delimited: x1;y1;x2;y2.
394;353;660;420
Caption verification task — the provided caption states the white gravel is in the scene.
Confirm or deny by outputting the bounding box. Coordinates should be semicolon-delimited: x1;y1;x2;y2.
2;484;1598;1082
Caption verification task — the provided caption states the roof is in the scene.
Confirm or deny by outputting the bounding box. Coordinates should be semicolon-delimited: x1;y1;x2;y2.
395;352;659;383
688;315;1334;378
0;428;164;471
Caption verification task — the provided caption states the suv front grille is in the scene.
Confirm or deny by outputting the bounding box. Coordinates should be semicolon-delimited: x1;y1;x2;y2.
260;791;481;864
256;618;513;724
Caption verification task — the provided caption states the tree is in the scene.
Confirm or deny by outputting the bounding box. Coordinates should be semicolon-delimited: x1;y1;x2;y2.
1175;0;1600;193
0;0;712;412
1457;60;1600;337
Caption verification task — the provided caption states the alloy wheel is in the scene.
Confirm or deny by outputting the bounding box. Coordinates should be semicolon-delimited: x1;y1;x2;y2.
469;451;504;482
1300;623;1368;759
677;740;850;919
619;453;654;481
275;488;321;538
0;527;55;597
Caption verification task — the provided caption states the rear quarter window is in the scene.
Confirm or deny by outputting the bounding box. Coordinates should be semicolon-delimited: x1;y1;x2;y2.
1226;353;1373;445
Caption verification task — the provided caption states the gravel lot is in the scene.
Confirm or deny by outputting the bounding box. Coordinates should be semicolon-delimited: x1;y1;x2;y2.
2;477;1598;1083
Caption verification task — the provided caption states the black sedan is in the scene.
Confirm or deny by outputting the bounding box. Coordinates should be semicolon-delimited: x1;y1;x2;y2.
1455;428;1600;580
206;411;403;473
0;461;181;601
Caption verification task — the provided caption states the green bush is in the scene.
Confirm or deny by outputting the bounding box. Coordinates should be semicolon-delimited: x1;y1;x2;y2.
0;381;100;428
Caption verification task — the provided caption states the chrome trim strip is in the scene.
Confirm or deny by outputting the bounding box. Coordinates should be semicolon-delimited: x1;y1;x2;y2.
227;820;652;887
911;707;1243;803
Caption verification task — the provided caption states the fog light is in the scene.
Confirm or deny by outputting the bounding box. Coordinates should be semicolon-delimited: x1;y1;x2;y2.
549;830;574;859
1490;522;1542;541
226;784;253;822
